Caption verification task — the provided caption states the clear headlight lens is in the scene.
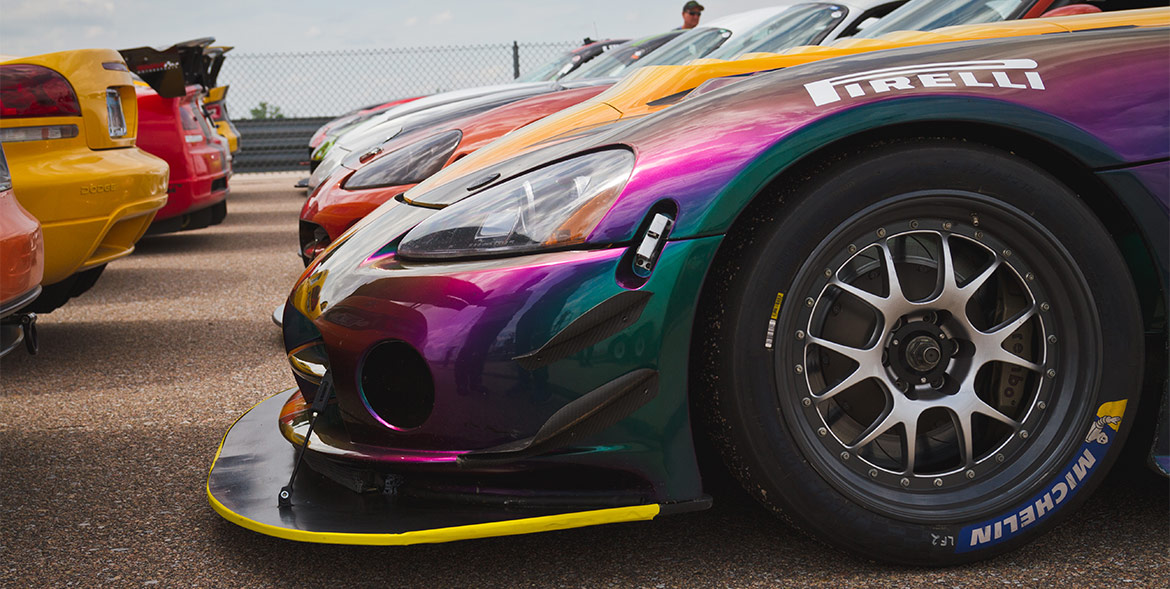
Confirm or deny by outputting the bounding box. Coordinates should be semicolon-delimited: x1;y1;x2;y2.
398;149;634;260
343;130;462;190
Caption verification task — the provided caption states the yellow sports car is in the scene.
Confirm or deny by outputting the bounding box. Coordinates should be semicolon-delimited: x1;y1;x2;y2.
201;46;240;155
0;48;169;312
408;8;1170;203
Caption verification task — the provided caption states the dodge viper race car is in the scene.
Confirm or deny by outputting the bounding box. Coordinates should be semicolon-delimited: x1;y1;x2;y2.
0;48;169;313
211;16;1168;564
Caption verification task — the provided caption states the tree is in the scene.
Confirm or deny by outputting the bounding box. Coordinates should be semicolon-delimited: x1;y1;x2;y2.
250;102;285;120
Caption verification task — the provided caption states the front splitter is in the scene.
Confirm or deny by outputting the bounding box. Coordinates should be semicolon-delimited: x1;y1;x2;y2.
207;389;699;545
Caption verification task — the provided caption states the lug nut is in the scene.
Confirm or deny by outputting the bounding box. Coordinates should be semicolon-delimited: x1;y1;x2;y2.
910;220;919;229
933;478;943;487
818;427;828;437
802;397;812;407
840;452;850;461
795;365;804;374
1003;249;1013;257
1038;401;1047;410
877;228;887;238
1026;272;1035;281
1041;302;1050;312
942;221;953;231
796;330;805;340
848;244;857;254
824;268;833;278
869;469;878;478
900;478;910;487
1019;430;1029;439
806;297;815;308
895;380;908;392
930;376;945;389
1046;369;1056;378
965;470;975;479
1048;335;1057;344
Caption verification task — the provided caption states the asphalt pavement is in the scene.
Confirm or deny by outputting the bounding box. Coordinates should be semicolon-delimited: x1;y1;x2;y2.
1;173;1166;587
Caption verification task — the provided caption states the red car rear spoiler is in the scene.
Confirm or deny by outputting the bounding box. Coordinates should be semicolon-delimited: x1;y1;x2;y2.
118;38;231;98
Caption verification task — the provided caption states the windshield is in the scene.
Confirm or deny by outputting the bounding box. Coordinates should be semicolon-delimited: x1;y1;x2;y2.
708;4;847;59
562;31;685;81
516;49;586;82
856;0;1031;38
629;27;733;70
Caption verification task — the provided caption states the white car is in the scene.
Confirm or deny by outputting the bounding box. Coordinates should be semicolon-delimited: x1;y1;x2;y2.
308;2;907;191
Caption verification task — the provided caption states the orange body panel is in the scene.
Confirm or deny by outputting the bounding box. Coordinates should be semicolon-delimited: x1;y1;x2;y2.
0;185;43;311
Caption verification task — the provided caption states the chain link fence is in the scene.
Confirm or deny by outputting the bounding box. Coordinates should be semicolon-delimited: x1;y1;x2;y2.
219;41;577;173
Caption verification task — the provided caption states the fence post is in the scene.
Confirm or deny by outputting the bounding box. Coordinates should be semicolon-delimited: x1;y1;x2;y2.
512;41;520;79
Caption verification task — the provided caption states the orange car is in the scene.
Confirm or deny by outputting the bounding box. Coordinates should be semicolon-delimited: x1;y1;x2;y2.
0;145;43;357
300;84;610;263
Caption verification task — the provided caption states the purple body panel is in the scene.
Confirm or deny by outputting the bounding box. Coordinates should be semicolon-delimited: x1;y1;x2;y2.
588;31;1169;244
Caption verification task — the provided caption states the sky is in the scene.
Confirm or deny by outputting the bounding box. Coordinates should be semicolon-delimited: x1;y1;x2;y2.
0;0;788;56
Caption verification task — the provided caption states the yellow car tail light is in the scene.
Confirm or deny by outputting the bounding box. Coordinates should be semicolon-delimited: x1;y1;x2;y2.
0;64;82;118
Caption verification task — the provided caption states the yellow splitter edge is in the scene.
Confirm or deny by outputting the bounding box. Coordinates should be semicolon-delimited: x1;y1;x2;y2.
206;390;662;545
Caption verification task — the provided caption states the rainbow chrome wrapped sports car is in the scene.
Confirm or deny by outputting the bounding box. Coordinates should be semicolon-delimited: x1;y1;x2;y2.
210;18;1168;565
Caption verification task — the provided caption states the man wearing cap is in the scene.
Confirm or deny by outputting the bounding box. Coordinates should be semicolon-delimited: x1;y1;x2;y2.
680;1;704;29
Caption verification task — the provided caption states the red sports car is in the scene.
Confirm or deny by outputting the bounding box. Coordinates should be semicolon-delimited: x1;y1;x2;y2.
121;38;232;233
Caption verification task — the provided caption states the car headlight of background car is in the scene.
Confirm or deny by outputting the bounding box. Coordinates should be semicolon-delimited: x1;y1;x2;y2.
342;129;463;190
398;149;634;260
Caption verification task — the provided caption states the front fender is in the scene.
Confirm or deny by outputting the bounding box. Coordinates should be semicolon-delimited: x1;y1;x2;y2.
688;95;1148;239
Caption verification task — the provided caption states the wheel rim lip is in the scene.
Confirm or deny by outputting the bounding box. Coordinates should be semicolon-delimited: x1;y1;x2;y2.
774;191;1101;523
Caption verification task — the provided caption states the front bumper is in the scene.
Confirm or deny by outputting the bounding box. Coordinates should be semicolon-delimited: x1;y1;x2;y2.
280;235;721;500
208;389;706;544
215;225;724;541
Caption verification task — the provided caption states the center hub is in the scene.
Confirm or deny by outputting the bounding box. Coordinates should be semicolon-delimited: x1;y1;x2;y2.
887;319;954;390
905;335;942;372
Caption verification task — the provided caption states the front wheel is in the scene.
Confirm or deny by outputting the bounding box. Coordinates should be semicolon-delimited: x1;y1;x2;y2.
697;140;1142;565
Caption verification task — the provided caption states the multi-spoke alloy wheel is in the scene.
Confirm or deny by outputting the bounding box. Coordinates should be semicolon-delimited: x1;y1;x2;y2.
696;141;1142;565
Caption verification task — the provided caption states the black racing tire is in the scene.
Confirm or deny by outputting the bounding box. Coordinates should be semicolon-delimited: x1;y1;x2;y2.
695;139;1143;566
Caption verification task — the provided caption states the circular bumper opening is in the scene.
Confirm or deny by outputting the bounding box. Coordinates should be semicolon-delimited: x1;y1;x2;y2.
359;340;434;430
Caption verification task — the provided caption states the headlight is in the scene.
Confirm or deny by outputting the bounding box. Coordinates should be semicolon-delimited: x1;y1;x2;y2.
342;130;462;190
398;149;634;260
